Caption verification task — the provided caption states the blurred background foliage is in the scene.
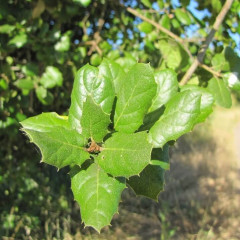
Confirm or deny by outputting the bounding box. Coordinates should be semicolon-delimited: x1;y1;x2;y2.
0;0;239;238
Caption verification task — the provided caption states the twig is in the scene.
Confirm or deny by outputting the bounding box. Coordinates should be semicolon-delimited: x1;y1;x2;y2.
199;63;222;77
87;2;106;56
180;0;234;85
126;7;193;60
126;7;184;44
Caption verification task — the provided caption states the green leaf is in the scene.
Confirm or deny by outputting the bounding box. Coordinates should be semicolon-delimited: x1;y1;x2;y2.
14;78;34;90
140;107;165;131
128;145;169;201
90;54;102;66
127;165;164;200
35;86;54;105
20;113;89;169
207;78;232;108
98;58;125;94
211;53;230;72
69;64;115;133
149;91;201;148
40;66;63;89
54;34;71;52
81;96;110;142
0;24;15;34
138;22;153;34
71;163;125;232
160;15;170;30
73;0;91;7
115;55;137;73
224;72;240;91
141;0;152;8
149;69;178;112
114;63;157;133
150;160;169;170
22;63;39;77
98;132;152;177
175;8;191;25
181;85;214;124
150;145;170;170
156;39;189;70
8;33;28;48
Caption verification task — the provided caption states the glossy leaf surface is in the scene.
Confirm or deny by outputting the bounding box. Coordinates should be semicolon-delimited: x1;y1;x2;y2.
114;63;157;133
181;85;214;124
69;64;115;133
149;91;201;148
207;78;232;108
20;113;89;169
98;132;152;177
81;96;110;142
71;163;125;232
149;69;178;112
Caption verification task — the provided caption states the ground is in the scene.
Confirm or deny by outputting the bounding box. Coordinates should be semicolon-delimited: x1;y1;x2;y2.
63;104;240;240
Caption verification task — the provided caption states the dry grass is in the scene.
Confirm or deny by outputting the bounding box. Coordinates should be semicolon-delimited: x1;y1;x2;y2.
64;105;240;240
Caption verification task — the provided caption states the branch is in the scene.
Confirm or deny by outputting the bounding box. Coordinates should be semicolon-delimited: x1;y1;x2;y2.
126;7;183;44
180;0;234;85
126;7;193;59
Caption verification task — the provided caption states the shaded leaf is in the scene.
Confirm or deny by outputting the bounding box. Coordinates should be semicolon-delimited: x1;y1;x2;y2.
8;33;28;48
128;146;166;201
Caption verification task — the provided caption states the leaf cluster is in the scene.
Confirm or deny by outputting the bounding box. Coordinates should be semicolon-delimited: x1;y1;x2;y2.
21;59;215;231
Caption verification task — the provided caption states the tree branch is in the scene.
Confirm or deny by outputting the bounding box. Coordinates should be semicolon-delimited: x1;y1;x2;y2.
126;7;193;59
180;0;234;85
126;7;184;44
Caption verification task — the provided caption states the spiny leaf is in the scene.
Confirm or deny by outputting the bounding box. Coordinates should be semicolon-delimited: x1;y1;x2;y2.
127;164;164;201
71;163;125;232
69;64;115;133
114;63;157;133
81;96;110;142
98;132;152;178
98;58;126;94
128;146;169;200
181;84;214;124
149;69;178;112
20;113;89;169
207;78;232;108
149;91;201;148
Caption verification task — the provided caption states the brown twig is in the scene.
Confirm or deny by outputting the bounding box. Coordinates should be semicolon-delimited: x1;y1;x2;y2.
126;7;193;60
126;7;184;43
180;0;234;85
199;63;222;77
87;2;106;56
